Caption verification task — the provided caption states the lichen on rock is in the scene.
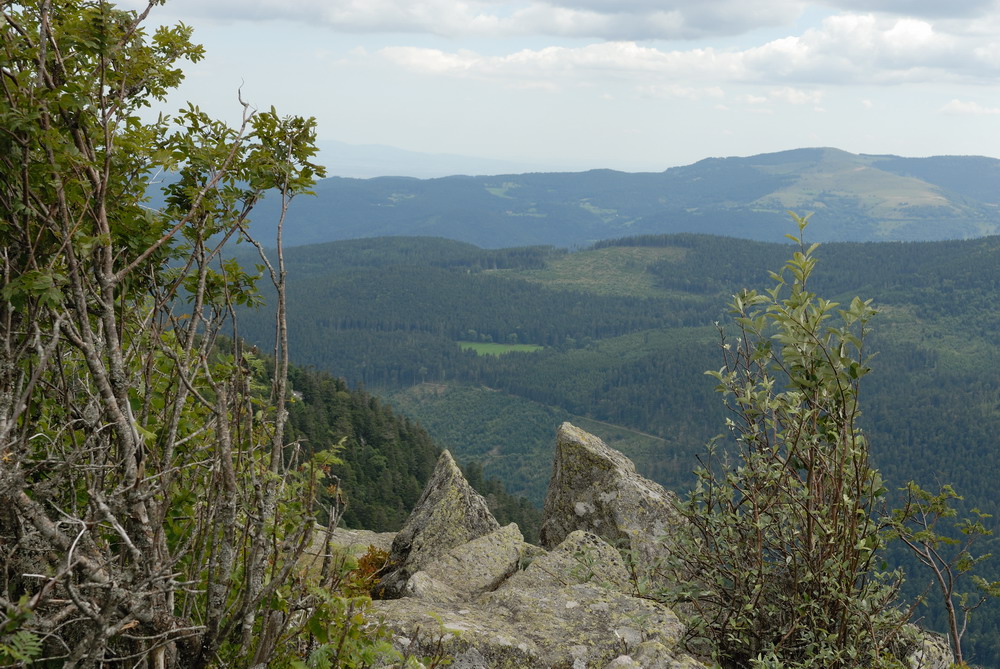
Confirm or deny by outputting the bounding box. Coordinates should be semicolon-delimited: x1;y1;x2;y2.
540;422;682;587
341;423;954;668
375;449;500;598
422;522;529;598
367;427;706;668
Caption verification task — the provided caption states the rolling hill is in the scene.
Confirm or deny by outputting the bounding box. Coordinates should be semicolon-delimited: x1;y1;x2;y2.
244;147;1000;248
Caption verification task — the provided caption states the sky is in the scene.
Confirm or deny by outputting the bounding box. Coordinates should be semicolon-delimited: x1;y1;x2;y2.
122;0;1000;174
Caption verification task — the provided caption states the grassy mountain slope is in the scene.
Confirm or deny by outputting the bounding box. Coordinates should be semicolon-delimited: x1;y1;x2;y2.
245;148;1000;248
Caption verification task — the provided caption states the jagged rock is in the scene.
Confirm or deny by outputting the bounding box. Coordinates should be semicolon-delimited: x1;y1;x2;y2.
376;450;500;598
375;597;542;667
604;642;706;669
477;581;685;667
369;432;705;667
398;523;532;605
400;571;463;603
375;530;703;668
540;422;682;585
475;531;688;667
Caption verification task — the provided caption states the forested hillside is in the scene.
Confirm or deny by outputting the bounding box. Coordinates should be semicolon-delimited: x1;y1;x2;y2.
285;362;541;538
242;148;1000;248
237;232;1000;664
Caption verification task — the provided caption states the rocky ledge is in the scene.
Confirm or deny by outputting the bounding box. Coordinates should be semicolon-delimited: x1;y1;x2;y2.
341;422;951;668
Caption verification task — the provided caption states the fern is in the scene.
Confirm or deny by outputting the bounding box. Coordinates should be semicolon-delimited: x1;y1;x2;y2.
0;629;43;664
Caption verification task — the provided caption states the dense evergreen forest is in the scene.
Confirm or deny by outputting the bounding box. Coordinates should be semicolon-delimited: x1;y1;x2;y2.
285;362;542;539
237;232;1000;665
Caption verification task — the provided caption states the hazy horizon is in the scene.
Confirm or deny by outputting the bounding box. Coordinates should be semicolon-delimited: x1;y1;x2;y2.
124;0;1000;174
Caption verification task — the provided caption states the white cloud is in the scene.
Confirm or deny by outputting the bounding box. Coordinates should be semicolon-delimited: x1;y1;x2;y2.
940;99;1000;115
738;14;972;83
378;41;744;82
526;0;803;39
377;12;1000;86
637;84;726;100
769;87;823;105
124;0;1000;48
819;0;999;20
129;0;804;39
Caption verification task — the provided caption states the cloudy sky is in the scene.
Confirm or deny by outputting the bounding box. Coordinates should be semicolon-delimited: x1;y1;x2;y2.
125;0;1000;174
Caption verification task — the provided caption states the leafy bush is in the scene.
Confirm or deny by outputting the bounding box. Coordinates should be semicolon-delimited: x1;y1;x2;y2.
663;215;908;667
0;1;403;666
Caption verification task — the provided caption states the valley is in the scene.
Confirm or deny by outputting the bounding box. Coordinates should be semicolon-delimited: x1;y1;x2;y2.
233;227;1000;662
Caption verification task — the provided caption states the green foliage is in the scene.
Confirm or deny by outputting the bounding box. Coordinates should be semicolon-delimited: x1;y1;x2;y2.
0;601;41;665
0;630;42;666
890;482;1000;665
289;593;400;669
662;215;907;667
0;1;413;667
269;542;442;669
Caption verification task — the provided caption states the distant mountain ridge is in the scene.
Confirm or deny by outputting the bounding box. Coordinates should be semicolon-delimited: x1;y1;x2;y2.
315;140;566;179
248;147;1000;248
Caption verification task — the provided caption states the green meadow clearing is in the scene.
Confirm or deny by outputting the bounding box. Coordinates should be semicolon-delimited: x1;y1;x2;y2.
458;341;545;356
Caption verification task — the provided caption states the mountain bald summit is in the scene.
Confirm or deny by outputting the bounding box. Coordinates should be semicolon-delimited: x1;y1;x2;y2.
247;147;1000;248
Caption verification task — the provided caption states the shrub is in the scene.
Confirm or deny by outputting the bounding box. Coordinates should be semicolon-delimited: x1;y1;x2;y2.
663;215;908;667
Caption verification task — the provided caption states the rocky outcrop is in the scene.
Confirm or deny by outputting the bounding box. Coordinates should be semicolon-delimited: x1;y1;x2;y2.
364;424;702;669
420;522;529;600
346;423;948;669
328;527;395;556
368;432;704;668
373;527;703;668
540;422;682;586
899;627;953;669
375;449;500;598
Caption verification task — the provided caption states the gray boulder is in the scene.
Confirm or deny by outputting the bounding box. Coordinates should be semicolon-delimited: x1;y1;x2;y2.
328;527;395;556
375;531;704;668
373;595;541;667
376;449;500;598
369;432;705;667
501;529;632;592
604;643;707;669
540;422;682;585
478;531;694;667
901;627;953;669
421;523;530;599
